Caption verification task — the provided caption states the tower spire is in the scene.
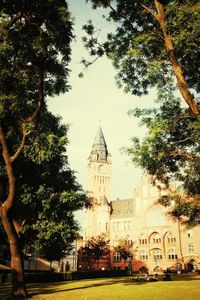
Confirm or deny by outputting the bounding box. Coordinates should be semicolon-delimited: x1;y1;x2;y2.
89;126;110;163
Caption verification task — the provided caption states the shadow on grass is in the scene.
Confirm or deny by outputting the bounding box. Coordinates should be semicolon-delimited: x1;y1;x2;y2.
28;278;127;297
29;275;200;297
1;275;200;299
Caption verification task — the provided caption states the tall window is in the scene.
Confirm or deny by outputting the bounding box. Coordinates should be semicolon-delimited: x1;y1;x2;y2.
168;249;178;260
139;238;147;245
167;233;176;244
127;221;131;230
126;239;133;246
124;221;127;231
117;222;121;231
151;233;161;244
113;252;121;262
153;249;162;260
139;234;147;245
139;250;148;261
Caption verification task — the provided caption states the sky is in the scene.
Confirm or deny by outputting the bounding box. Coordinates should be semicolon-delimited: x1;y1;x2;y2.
48;1;156;202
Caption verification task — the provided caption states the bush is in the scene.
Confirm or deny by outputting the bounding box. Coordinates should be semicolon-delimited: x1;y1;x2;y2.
25;271;64;283
70;270;127;280
0;269;128;284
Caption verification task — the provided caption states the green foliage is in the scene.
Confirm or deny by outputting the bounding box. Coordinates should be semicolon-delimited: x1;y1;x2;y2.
84;1;200;95
81;235;110;263
0;1;87;263
125;92;200;226
114;238;135;260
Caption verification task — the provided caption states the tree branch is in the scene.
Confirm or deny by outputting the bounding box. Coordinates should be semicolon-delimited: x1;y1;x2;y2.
170;150;200;161
153;0;200;120
141;4;158;21
0;126;15;211
10;127;31;162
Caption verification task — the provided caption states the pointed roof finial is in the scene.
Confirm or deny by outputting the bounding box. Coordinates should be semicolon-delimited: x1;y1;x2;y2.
89;125;110;162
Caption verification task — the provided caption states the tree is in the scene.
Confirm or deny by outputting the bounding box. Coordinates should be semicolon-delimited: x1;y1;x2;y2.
0;1;77;297
81;235;110;269
83;0;200;225
83;0;200;119
114;238;135;261
125;91;200;226
0;111;86;269
14;111;86;260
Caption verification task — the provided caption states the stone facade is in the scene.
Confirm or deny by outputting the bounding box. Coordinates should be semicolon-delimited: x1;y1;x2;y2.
81;127;200;273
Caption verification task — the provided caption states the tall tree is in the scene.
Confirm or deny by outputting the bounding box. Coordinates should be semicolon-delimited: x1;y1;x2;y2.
0;1;76;297
0;111;86;269
125;91;200;226
83;0;200;224
83;0;200;118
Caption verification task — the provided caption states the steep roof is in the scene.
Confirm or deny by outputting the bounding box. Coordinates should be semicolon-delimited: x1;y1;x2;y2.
89;126;111;162
111;199;134;219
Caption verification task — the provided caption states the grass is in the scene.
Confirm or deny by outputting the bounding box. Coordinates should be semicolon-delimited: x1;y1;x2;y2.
1;275;200;300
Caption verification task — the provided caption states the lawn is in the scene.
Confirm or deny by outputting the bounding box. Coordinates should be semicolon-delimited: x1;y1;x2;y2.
1;275;200;300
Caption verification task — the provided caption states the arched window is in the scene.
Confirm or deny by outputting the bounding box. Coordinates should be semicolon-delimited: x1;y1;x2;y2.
151;233;161;244
167;233;176;244
139;233;147;245
139;238;147;245
168;249;178;260
113;252;121;262
139;250;148;261
152;249;162;260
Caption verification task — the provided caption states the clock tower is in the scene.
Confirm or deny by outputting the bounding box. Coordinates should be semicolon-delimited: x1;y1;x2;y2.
84;126;112;238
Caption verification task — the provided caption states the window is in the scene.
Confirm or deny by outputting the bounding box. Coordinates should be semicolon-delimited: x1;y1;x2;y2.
151;233;161;244
167;233;176;244
113;222;117;232
153;249;162;260
126;239;133;246
139;234;148;245
117;222;121;231
124;221;127;231
187;230;193;238
113;252;121;262
127;221;131;230
168;249;178;260
188;243;194;253
139;250;148;261
139;238;147;245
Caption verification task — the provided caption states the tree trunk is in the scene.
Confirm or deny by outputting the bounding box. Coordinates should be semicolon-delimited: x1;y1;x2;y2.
0;208;27;298
154;0;200;120
0;126;27;298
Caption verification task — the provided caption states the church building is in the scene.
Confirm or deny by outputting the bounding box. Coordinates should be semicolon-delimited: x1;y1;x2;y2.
79;126;200;274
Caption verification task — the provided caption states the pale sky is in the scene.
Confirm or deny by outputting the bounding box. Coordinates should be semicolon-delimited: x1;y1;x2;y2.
48;1;156;203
